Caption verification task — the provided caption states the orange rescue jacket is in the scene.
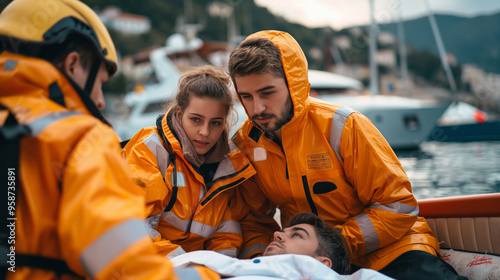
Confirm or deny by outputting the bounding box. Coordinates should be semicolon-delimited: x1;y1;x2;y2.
122;113;256;258
0;51;219;280
232;31;441;270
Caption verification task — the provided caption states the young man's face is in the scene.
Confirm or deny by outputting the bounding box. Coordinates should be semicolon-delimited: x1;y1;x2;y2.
263;223;319;257
235;72;292;136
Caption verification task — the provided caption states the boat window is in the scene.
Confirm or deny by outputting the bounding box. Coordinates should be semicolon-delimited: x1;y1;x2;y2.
404;114;420;131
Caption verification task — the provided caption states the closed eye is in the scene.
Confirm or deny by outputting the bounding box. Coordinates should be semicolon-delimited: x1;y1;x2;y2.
239;93;252;100
261;91;274;97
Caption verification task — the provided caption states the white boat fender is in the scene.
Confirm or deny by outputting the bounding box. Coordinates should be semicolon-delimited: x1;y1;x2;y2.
441;249;500;280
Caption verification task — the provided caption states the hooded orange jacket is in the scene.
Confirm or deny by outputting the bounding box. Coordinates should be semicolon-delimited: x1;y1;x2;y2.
232;31;440;270
122;113;256;258
0;51;219;280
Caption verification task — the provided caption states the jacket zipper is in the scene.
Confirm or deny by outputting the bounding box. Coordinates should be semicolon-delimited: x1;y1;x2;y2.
302;175;318;215
200;164;250;206
265;132;289;179
201;177;246;206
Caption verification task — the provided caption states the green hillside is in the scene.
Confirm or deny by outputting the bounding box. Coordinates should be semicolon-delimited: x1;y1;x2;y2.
378;13;500;74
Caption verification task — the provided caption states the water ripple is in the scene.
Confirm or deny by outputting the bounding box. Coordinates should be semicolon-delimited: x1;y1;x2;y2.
396;141;500;199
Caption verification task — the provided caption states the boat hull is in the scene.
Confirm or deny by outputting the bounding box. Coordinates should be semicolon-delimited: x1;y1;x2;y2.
429;121;500;142
362;105;448;149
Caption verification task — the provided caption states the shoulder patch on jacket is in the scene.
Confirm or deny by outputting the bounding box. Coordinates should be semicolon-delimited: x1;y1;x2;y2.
306;152;332;170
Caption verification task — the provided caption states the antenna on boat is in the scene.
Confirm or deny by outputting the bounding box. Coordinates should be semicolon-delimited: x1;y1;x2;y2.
369;0;379;95
397;0;409;97
184;0;194;23
423;0;458;100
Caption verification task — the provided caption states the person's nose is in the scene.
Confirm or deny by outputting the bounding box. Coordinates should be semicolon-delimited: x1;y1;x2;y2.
91;89;106;110
95;96;106;110
253;97;266;115
199;123;210;137
273;231;285;242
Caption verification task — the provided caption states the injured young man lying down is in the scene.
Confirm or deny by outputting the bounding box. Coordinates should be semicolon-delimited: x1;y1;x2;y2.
171;213;393;279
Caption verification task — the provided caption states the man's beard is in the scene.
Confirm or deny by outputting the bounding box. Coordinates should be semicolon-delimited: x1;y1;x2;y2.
263;240;285;256
251;97;293;133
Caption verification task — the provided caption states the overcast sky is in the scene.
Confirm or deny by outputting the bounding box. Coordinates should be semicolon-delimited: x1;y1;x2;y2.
254;0;500;30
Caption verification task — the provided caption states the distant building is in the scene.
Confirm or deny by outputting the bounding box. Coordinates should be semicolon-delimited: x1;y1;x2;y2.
331;64;370;83
99;6;151;35
378;31;395;45
376;49;396;67
462;64;500;99
334;35;351;49
446;53;457;67
120;46;160;83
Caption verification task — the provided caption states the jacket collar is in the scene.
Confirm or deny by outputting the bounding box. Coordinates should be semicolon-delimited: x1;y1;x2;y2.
0;51;110;126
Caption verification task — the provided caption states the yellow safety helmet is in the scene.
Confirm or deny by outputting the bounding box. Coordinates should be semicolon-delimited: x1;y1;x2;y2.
0;0;117;76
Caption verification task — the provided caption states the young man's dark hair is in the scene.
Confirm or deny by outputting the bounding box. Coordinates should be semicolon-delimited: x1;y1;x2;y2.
39;35;97;72
2;34;96;72
286;212;351;275
228;37;286;81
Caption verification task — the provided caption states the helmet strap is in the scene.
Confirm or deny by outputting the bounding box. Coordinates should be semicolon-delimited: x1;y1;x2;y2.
60;66;112;127
84;59;100;94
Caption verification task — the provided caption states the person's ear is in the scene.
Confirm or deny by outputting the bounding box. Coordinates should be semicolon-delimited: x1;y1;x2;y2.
175;106;182;120
62;51;80;75
314;256;332;268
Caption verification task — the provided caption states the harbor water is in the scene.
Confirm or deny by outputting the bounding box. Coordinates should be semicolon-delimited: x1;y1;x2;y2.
396;141;500;200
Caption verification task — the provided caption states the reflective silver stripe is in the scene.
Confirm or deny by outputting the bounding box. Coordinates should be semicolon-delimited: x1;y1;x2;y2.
171;171;186;187
217;248;237;257
80;218;148;279
371;202;419;216
145;214;161;239
238;243;268;258
167;246;187;259
198;182;205;203
217;220;242;235
143;132;170;179
191;220;217;238
28;111;80;136
190;219;241;239
329;106;355;163
213;155;235;181
161;210;239;238
160;211;190;232
354;213;379;254
174;266;202;280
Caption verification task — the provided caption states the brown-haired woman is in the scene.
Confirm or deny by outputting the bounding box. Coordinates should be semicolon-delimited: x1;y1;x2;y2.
122;65;255;258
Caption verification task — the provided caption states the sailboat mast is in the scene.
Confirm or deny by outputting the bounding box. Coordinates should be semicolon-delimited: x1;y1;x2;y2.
423;0;458;96
397;1;409;96
369;0;379;95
